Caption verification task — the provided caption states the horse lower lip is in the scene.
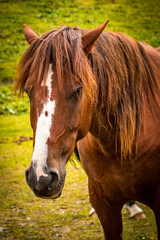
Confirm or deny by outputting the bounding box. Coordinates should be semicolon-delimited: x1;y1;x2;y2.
52;191;62;199
58;191;61;197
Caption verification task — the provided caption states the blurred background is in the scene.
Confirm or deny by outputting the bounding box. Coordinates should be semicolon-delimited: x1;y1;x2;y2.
0;0;160;239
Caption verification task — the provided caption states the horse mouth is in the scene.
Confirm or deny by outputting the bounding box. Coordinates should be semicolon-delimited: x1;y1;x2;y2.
51;191;62;199
31;186;63;199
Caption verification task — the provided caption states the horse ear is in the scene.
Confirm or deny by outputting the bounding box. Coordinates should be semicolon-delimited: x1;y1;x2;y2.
82;19;110;53
23;24;38;45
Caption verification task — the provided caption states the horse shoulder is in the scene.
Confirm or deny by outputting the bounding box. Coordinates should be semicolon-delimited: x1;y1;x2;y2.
77;133;133;203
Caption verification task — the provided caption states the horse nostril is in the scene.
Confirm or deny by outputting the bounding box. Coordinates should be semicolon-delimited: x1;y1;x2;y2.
48;171;59;190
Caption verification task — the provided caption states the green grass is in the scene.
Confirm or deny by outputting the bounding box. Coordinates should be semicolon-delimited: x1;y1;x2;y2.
0;85;29;115
0;113;158;239
0;0;160;83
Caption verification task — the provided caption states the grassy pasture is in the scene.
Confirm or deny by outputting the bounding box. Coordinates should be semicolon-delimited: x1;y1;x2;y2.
0;0;160;239
0;0;160;83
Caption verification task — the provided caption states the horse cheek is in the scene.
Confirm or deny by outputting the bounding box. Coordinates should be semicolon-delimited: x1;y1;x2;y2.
77;104;93;140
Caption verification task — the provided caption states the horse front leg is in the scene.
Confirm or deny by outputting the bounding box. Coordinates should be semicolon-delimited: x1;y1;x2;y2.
88;180;123;240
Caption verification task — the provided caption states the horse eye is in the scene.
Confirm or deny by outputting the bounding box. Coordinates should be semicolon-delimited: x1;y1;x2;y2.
69;86;83;100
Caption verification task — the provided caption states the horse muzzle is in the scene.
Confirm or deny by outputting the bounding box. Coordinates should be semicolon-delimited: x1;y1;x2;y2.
25;164;66;199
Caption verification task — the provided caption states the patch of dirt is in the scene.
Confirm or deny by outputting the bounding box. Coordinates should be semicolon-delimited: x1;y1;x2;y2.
13;136;33;145
0;138;9;144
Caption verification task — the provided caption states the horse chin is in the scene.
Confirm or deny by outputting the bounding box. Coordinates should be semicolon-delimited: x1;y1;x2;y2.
51;191;62;199
31;185;63;200
41;191;62;200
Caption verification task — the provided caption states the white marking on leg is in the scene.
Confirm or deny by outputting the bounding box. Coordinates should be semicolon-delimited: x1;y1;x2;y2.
32;64;55;181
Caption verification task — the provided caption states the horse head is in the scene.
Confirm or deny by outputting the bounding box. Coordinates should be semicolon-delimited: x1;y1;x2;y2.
22;21;109;199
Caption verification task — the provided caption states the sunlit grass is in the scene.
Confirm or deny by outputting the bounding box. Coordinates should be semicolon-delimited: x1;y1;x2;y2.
0;85;29;115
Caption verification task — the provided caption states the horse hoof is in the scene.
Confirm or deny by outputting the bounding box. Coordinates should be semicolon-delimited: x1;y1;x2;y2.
90;212;97;217
89;207;97;217
134;213;146;220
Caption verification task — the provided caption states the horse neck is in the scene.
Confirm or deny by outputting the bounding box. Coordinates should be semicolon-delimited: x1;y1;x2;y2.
89;112;118;157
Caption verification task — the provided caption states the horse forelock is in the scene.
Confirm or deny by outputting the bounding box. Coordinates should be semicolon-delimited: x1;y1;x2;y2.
16;25;159;159
16;26;97;104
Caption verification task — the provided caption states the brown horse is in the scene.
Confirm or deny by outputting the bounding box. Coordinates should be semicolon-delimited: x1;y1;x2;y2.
16;21;160;239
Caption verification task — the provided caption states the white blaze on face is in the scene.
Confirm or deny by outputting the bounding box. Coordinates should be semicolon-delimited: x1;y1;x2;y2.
32;64;55;181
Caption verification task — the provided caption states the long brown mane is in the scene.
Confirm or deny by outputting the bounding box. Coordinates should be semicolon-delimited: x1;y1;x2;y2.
16;26;160;158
